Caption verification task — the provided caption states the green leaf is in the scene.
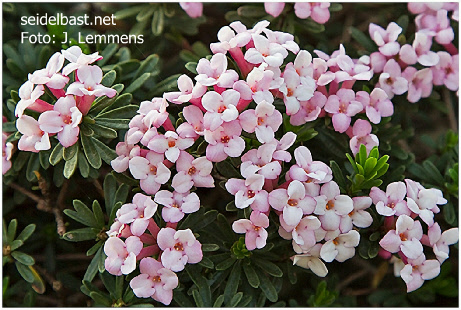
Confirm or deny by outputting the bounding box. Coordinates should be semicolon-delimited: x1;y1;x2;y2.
16;224;36;243
16;261;34;283
224;261;241;305
84;247;103;282
350;26;377;51
2;121;17;132
213;295;224;307
202;244;220;252
217;213;236;242
10;240;23;251
64;149;79;179
87;123;117;139
98;43;119;67
63;227;98;242
216;257;237;271
191;289;204;307
186;265;211;307
91;137;117;165
26;153;40;182
330;161;347;192
7;219;18;242
96;105;138;119
229;292;243;307
90;291;112;307
253;258;283;278
243;263;260;288
136;5;156;22
11;251;35;265
258;272;278;302
185;62;198;74
39;149;51;170
101;70;117;87
94;118;130;129
364;157;378;177
124;72;151;94
87;240;103;256
65;200;98;227
81;134;102;169
199;256;214;269
173;289;194;307
443;202;457;226
422;160;446;185
115;5;144;19
104;173;117;212
151;7;165;36
134;54;159;80
92;200;105;228
78;151;90;178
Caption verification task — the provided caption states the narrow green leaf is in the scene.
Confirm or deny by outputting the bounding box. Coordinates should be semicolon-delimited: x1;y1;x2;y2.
78;151;90;178
7;219;18;242
16;261;34;283
330;160;347;192
124;73;151;94
92;200;105;228
90;291;112;307
134;54;159;80
101;70;117;87
84;247;102;282
10;240;23;251
101;93;132;113
66;199;98;227
98;43;119;67
216;257;237;271
26;153;40;182
422;160;446;185
115;5;144;19
191;289;204;307
253;258;283;277
11;251;35;266
64;149;79;179
87;240;103;256
186;265;211;306
63;227;98;242
94;118;130;129
198;257;214;269
258;272;278;302
136;5;156;22
92;137;117;165
224;261;241;305
213;295;224;307
151;7;165;36
350;26;377;51
359;144;368;167
39;149;51;170
364;157;378;177
229;292;243;307
81;134;102;169
16;224;36;243
87;123;117;139
185;62;198;74
202;244;220;252
243;263;260;288
104;173;117;215
96;105;138;119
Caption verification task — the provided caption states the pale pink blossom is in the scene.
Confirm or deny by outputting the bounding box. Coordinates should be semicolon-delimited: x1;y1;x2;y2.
2;133;13;174
232;211;270;250
355;88;394;124
264;2;285;18
267;132;296;162
405;179;445;226
290;91;327;126
294;2;330;24
245;33;288;67
130;257;178;305
269;180;317;227
61;46;102;76
427;223;459;263
349;119;379;156
204;121;245;162
38;95;82;147
320;230;360;262
292;243;328;277
226;174;270;212
29;52;69;89
400;254;440;292
16;115;51;152
154;190;200;223
233;63;276;104
369;22;402;57
116;193;158;236
280;64;316;115
157;227;203;272
202;90;240;130
324;88;363;133
171;151;214;193
286;215;321;249
104;236;143;276
415;10;455;44
379;214;423;259
195;53;239;88
402;67;433;103
431;52;458;91
263;29;300;54
183;105;205;135
163;74;207;105
15;81;49;117
66;65;117;98
147;131;194;163
348;197;373;228
314;181;354;232
138;98;170;129
179;2;203;18
239;100;283;143
288;146;332;183
370;181;410;217
399;32;440;66
111;142;141;173
377;59;409;99
128;151;171;195
240;143;281;180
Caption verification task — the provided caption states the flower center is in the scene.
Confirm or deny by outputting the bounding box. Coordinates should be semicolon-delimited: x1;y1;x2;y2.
326;200;335;210
217;105;227;113
171;203;180;208
338;103;347;113
174;242;184;251
87;86;93;91
257;117;265;126
221;135;230;144
399;233;407;241
152;275;161;283
168;140;176;148
332;238;339;245
445;67;453;75
247;190;255;199
63;115;72;124
287;199;298;206
254;226;260;231
150;166;157;174
287;88;294;97
387;202;395;209
348;210;355;217
188;166;197;175
386;77;394;85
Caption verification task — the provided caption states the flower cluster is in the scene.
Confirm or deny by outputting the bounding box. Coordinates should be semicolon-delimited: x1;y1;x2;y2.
15;46;116;152
368;4;458;104
374;180;458;292
264;2;331;24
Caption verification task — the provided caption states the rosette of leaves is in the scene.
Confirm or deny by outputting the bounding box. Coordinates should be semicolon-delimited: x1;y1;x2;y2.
2;219;45;295
114;3;206;37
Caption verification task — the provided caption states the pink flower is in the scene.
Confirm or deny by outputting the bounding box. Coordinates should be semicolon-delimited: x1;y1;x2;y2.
171;151;214;193
369;22;402;57
288;146;332;183
154;190;200;223
138;98;170;129
179;2;203;18
427;223;459;263
292;243;328;277
431;52;458;91
290;91;327;126
128;151;171;195
147;131;195;163
268;132;297;162
195;53;239;88
130;257;178;305
349;119;379;156
226;174;270;212
402;67;433;103
111;142;141;173
38;95;82;147
16;115;51;152
280;64;316;115
269;180;317;227
405;179;445;226
399;32;440;66
204;121;245;162
2;133;13;174
415;10;454;44
314;181;354;232
232;211;270;250
15;81;49;117
29;52;69;90
61;46;102;76
370;181;410;217
202;90;240;130
239;100;283;143
377;59;409;99
320;230;360;262
157;227;203;272
245;33;288;67
233;63;276;104
264;2;285;17
379;214;423;259
163;74;206;105
400;254;440;292
183;105;205;135
324;88;363;133
287;215;322;249
240;143;281;180
104;236;143;276
116;193;158;236
294;3;330;24
355;88;394;124
66;65;117;97
348;197;373;228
